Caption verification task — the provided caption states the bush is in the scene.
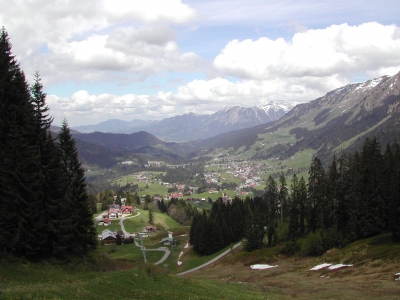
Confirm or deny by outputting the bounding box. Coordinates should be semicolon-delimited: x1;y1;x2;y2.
302;233;324;256
155;223;165;231
302;229;345;256
124;237;135;244
280;240;301;256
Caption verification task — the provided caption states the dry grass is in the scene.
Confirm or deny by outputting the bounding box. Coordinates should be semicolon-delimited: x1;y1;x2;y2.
185;234;400;299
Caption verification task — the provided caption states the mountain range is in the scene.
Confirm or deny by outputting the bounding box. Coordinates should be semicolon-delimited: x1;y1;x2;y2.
72;100;293;142
197;71;400;164
71;71;400;168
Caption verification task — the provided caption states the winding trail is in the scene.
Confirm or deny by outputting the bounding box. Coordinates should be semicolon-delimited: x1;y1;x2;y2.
119;212;171;265
102;211;238;269
177;242;242;276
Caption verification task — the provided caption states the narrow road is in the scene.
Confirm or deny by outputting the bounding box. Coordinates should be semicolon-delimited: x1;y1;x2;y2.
119;212;140;238
144;247;171;265
119;212;171;265
177;242;242;276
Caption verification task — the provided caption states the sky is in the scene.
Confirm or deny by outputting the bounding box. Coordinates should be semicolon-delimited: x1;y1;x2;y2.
1;0;400;127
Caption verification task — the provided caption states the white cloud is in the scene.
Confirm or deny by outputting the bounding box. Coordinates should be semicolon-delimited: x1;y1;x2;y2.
103;0;197;23
213;22;400;80
48;73;349;126
0;0;199;84
2;1;400;127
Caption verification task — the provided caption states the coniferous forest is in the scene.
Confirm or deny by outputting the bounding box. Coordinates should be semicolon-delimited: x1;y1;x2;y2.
190;137;400;256
0;27;97;257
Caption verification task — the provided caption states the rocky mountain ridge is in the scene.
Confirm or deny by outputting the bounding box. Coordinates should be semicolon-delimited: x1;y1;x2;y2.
72;101;293;142
198;71;400;165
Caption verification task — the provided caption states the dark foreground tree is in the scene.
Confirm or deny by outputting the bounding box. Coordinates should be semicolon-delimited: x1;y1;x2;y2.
58;120;97;255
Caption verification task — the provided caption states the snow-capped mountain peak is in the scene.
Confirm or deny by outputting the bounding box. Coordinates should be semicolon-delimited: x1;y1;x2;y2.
260;100;294;114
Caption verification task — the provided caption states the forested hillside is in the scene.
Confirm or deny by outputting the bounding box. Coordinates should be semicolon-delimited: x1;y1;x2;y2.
0;28;96;257
190;137;400;256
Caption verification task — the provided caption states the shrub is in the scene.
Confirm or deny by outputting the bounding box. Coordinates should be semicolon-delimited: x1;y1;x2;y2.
280;240;301;256
302;229;345;256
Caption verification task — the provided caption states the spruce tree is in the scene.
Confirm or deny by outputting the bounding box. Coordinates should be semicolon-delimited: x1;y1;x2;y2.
265;175;278;246
58;120;97;255
0;27;44;255
298;176;307;235
384;142;400;241
288;174;299;241
325;156;339;230
359;138;384;237
278;175;288;222
307;157;326;233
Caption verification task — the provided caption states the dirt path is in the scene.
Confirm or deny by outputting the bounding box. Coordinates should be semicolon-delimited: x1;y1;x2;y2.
177;242;242;276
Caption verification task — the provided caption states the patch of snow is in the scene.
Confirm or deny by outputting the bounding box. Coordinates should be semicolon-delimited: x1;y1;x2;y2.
260;100;293;113
364;77;383;90
310;263;332;270
177;261;182;266
352;83;365;93
250;264;278;270
328;264;353;270
184;243;189;249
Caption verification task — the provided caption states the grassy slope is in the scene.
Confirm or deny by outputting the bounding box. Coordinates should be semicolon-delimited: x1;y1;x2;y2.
1;232;400;299
188;233;400;300
0;258;266;300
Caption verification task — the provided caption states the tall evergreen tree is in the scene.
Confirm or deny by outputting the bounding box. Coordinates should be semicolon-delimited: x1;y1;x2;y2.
0;27;44;255
345;151;363;241
359;138;384;237
325;156;339;230
58;120;97;255
298;176;307;235
307;157;326;233
288;174;299;241
336;153;352;236
278;175;288;222
265;176;278;246
387;142;400;241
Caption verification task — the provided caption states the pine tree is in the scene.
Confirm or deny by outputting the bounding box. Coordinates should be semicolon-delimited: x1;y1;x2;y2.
42;131;69;254
307;157;326;234
148;207;154;224
228;197;245;242
288;174;299;241
325;156;339;230
345;151;362;241
278;175;288;222
265;176;278;246
359;138;384;237
0;27;44;255
298;176;307;235
336;153;352;236
244;204;266;252
385;142;400;241
58;120;97;255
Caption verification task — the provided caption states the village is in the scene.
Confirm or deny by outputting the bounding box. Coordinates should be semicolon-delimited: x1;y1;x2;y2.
116;151;306;204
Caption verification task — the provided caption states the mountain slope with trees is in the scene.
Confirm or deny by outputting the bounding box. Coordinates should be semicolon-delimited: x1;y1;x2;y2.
197;72;400;166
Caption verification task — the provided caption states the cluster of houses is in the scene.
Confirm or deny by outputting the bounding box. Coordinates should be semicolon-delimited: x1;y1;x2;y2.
98;203;136;227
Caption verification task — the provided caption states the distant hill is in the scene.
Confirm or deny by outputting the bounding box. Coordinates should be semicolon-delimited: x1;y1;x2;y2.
72;131;195;166
72;101;293;142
